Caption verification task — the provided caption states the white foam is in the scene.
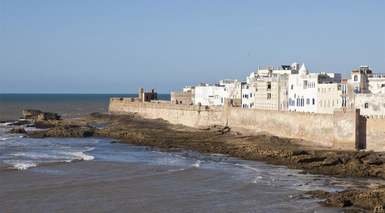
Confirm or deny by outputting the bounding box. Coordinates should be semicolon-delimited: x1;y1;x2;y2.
0;137;9;141
0;122;13;127
252;176;264;183
13;162;37;170
4;160;37;170
235;163;261;173
11;152;62;159
71;152;95;161
192;160;201;168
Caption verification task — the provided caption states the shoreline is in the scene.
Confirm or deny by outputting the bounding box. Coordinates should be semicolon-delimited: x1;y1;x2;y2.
11;112;385;211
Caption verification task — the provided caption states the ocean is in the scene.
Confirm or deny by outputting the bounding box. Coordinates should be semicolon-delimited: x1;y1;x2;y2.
0;94;379;212
0;94;170;121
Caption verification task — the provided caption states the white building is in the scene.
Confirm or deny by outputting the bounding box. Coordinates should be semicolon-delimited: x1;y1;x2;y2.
317;83;343;114
241;82;254;108
355;92;385;117
288;64;342;113
241;64;296;110
347;66;385;116
194;80;241;106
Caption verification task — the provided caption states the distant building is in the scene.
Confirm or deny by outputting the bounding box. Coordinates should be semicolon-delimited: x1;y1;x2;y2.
317;83;343;114
348;65;385;116
355;93;385;117
242;74;288;111
138;88;157;102
347;65;371;93
241;63;298;110
194;80;241;106
171;86;195;105
287;64;342;113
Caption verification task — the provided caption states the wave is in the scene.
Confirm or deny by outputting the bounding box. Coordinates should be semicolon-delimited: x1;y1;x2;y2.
5;150;95;171
0;122;13;127
192;160;201;168
70;151;95;161
4;160;37;170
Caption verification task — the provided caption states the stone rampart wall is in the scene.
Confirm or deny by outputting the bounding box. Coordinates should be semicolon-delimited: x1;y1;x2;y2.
109;98;359;150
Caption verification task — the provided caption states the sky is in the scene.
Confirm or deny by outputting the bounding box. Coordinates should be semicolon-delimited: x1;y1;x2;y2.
0;0;384;93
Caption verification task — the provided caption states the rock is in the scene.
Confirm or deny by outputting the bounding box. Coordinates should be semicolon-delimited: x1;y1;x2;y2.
291;149;309;156
220;126;231;135
362;155;384;165
34;121;56;129
296;156;327;164
305;190;330;199
355;151;372;160
322;156;341;166
8;127;27;134
325;195;353;208
27;125;95;138
12;120;32;126
374;205;385;213
22;109;61;121
339;154;352;164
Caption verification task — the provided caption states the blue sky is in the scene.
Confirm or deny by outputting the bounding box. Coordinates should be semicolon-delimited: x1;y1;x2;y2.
0;0;384;93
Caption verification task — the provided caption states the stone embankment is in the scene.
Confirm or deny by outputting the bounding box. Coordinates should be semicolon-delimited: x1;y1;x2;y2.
8;111;385;211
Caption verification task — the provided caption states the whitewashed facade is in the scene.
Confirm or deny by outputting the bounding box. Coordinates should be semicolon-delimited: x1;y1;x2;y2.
241;83;255;108
288;64;342;113
194;80;241;106
346;66;385;116
241;64;296;110
355;92;385;117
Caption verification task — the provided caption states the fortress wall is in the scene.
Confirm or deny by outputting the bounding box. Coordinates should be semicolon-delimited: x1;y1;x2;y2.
109;98;358;150
366;118;385;151
108;98;224;127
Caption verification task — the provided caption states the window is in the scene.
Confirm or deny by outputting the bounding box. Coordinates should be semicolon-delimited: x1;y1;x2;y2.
250;93;252;98
354;75;358;81
312;98;315;105
306;98;310;105
291;85;293;90
267;93;271;99
364;103;369;108
303;80;308;89
267;82;271;90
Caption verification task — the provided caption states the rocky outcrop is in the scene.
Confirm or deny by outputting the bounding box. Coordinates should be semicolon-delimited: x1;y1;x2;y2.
22;109;61;121
28;124;95;138
8;127;27;134
308;187;385;211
